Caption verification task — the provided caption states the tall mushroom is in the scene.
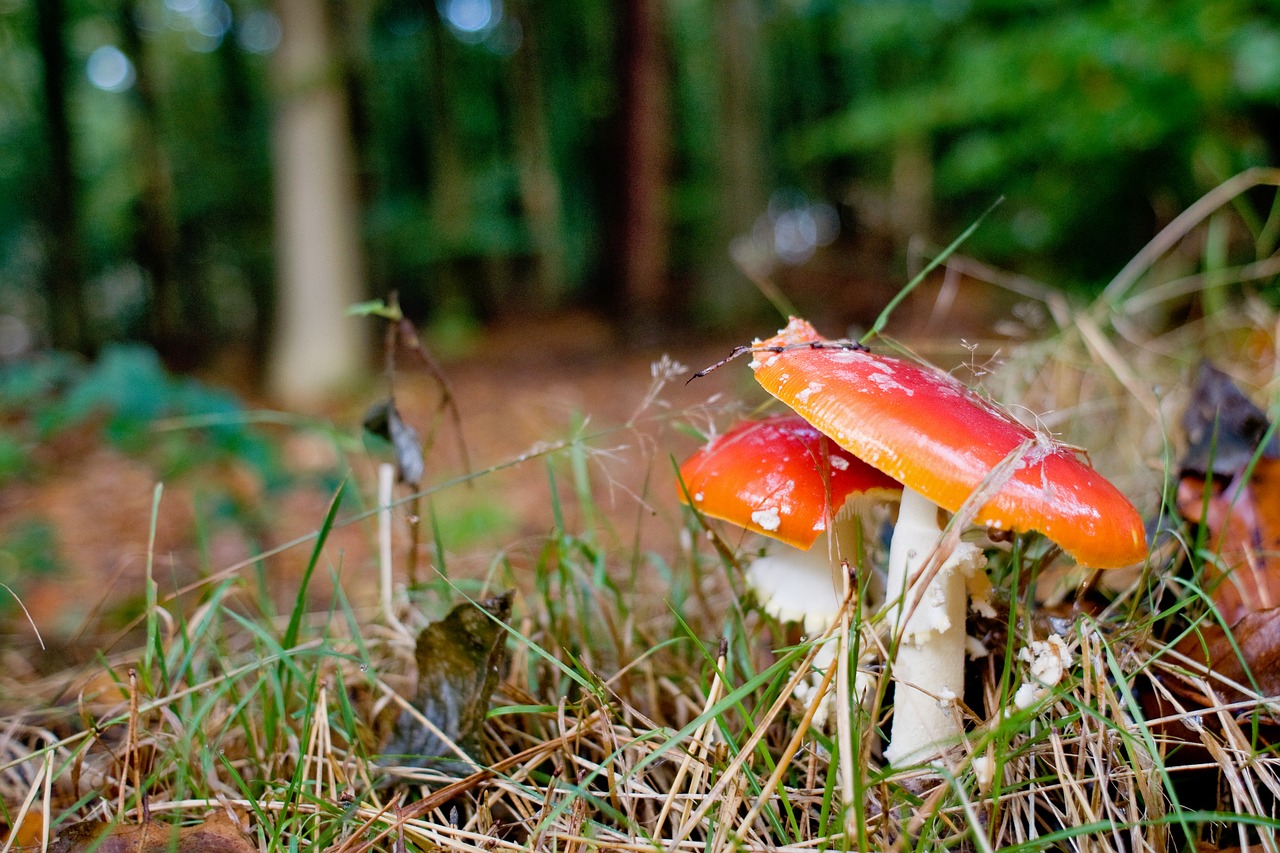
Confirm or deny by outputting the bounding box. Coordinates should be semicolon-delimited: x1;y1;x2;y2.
748;318;1146;765
679;415;902;716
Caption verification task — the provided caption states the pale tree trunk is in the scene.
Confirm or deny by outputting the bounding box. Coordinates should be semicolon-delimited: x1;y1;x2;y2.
268;0;369;406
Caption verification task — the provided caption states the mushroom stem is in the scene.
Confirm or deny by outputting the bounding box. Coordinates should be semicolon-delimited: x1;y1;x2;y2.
746;509;881;726
746;537;843;637
882;487;985;766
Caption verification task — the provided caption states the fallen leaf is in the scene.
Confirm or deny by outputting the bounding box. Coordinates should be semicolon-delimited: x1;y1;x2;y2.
50;813;254;853
1176;364;1280;623
362;399;425;488
1176;606;1280;713
1173;363;1280;715
381;593;512;776
2;811;43;850
1176;460;1280;621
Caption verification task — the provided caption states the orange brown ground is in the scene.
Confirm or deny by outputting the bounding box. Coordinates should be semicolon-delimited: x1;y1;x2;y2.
0;282;1022;662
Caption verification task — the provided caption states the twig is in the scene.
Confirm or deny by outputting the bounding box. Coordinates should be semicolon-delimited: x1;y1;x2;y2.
687;339;867;384
655;638;727;833
1101;167;1280;305
378;463;407;636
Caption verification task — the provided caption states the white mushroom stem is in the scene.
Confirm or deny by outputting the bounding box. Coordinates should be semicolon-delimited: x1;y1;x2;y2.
747;537;843;637
746;509;881;725
882;486;987;766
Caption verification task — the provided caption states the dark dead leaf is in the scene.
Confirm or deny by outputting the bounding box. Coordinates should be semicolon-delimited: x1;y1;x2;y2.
381;593;512;777
1176;606;1280;713
1175;363;1280;623
50;814;253;853
362;399;424;488
1180;361;1279;480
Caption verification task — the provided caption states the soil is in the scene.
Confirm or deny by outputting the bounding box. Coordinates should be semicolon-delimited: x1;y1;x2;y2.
0;282;1023;659
0;311;744;656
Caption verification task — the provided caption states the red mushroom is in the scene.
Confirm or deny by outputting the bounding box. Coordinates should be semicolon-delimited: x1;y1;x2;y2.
748;318;1146;765
679;415;902;719
679;413;900;550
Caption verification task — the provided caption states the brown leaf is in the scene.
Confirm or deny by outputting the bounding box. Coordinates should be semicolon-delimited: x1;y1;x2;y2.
2;811;44;850
1176;606;1280;710
50;813;254;853
381;593;512;776
1176;363;1280;622
1177;457;1280;623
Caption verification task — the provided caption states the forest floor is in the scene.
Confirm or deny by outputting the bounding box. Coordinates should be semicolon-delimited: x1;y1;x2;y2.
3;271;1280;852
2;281;1015;655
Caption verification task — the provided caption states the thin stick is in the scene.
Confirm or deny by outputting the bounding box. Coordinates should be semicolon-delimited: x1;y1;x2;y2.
687;339;868;383
391;308;471;481
835;563;858;837
378;463;406;635
1101;167;1280;304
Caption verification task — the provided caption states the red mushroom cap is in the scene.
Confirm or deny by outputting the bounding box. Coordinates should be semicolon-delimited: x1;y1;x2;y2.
679;413;902;549
751;318;1147;568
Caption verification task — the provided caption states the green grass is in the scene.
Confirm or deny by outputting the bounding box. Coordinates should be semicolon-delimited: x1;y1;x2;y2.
4;172;1280;851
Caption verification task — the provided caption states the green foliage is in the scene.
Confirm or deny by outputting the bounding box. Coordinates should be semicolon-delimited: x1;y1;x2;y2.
799;0;1280;283
3;0;1278;351
0;345;298;621
0;344;283;486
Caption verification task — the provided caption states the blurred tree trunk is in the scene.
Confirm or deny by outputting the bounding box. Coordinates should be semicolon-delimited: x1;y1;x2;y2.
267;0;370;406
35;0;88;353
888;135;933;243
422;12;472;316
119;0;189;362
616;0;672;340
510;2;566;310
707;0;766;323
214;17;274;366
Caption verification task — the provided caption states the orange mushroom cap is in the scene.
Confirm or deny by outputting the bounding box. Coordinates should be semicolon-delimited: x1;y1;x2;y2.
750;318;1147;568
679;413;902;549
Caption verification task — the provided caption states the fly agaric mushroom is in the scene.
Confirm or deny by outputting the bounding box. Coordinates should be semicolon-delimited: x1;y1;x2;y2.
679;414;901;626
679;415;902;718
748;318;1146;765
679;414;899;549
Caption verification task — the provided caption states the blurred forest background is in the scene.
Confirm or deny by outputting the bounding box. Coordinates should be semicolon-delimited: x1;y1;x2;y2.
2;0;1279;403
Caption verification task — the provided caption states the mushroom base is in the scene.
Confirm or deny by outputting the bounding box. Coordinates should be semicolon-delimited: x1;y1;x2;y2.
882;487;986;766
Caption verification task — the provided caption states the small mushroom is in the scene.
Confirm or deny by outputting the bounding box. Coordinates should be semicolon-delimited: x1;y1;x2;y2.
749;318;1146;765
678;415;902;719
679;414;900;551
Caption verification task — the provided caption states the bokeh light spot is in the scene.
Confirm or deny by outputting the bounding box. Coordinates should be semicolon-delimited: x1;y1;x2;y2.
86;45;135;93
444;0;495;33
238;10;282;55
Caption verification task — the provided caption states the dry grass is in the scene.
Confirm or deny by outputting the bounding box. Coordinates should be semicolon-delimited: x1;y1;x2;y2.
4;171;1280;851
